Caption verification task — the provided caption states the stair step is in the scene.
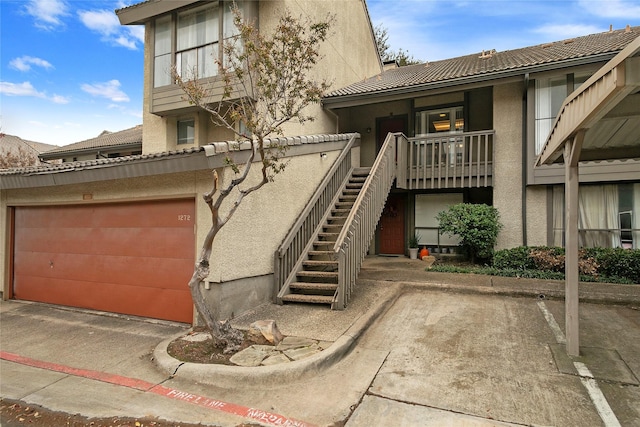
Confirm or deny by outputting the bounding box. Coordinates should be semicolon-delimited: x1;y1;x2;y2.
318;232;339;240
350;177;367;183
324;224;344;230
290;282;338;292
335;202;354;208
309;250;335;257
313;241;334;247
303;260;338;270
297;271;338;282
340;195;357;201
281;294;334;305
343;189;361;195
332;208;350;215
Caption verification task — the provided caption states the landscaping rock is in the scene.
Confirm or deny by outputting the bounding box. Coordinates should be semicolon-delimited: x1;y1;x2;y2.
229;345;275;367
248;319;284;345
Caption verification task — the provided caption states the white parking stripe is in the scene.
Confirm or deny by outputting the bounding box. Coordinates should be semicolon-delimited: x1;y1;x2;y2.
574;362;622;427
536;300;566;344
537;301;622;427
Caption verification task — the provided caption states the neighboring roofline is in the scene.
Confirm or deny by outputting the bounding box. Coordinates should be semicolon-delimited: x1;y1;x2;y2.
39;142;143;160
1;133;359;190
323;52;618;109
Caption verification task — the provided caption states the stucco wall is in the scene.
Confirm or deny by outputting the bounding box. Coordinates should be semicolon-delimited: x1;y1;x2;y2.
142;0;380;155
493;82;524;249
1;144;344;320
525;186;549;247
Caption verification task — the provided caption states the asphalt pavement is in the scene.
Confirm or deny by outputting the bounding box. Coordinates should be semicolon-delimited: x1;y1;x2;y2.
1;256;639;426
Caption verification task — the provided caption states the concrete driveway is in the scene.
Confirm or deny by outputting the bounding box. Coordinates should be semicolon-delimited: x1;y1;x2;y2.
345;290;640;426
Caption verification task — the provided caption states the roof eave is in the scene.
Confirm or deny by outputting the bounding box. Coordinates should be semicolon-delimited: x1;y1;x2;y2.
116;0;200;25
323;52;620;109
39;142;143;160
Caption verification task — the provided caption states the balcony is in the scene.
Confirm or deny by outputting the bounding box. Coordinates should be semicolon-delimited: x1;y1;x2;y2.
396;130;495;190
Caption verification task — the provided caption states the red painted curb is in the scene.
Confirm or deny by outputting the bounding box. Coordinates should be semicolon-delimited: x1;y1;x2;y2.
0;351;316;427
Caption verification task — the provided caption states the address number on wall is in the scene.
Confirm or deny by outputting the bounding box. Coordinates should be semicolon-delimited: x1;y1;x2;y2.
177;214;191;221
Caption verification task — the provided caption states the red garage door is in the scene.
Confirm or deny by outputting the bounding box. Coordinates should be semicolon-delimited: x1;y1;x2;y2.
12;199;195;323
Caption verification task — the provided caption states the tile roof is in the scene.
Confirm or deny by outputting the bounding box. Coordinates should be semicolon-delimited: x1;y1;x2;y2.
42;125;143;157
1;134;58;154
325;26;640;100
0;133;357;178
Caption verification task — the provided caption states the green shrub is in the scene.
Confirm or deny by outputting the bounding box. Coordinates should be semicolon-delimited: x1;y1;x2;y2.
488;246;639;284
493;246;535;270
436;203;502;263
593;248;640;284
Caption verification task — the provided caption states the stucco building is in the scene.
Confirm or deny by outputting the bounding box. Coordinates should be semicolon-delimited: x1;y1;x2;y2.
1;1;638;325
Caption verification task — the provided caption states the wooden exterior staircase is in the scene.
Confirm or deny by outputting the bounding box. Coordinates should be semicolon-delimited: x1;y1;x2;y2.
280;168;369;305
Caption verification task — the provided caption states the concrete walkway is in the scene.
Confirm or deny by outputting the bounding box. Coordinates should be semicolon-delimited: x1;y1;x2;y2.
1;256;639;426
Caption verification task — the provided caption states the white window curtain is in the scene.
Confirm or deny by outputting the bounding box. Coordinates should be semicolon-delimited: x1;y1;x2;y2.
552;186;564;246
552;184;623;248
535;77;566;155
578;185;621;248
634;184;640;249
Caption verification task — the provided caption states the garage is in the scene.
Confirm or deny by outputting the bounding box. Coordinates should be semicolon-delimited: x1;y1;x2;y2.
11;199;195;323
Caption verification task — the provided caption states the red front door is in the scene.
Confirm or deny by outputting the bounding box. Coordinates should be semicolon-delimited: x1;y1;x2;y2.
379;193;406;254
377;116;407;254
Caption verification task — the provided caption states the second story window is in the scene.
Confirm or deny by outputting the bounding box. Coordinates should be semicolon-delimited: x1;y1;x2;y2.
535;72;590;154
153;2;245;88
176;4;219;80
154;16;171;87
415;106;464;135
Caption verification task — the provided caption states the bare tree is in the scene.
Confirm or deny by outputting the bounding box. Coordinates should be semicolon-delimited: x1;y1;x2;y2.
0;145;38;169
174;7;332;352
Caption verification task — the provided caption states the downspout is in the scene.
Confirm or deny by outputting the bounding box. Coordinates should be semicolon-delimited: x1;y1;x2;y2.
521;73;529;246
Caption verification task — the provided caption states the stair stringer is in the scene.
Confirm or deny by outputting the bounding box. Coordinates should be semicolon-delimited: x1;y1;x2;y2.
276;168;354;304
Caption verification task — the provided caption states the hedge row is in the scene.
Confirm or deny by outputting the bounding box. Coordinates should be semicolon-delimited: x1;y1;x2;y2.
493;246;640;284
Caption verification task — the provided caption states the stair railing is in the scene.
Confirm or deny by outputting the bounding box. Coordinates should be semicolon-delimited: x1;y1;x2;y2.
332;132;402;309
274;133;359;301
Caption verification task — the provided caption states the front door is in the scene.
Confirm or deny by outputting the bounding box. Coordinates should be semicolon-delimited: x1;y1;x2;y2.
379;193;406;254
377;116;407;254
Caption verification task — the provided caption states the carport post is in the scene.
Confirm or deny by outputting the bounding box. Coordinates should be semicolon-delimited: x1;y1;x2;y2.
563;131;584;357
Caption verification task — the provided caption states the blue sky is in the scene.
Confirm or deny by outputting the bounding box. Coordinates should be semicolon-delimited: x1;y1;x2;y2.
1;0;639;147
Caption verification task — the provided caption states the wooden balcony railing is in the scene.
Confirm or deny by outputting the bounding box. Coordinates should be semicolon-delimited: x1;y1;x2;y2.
396;130;495;189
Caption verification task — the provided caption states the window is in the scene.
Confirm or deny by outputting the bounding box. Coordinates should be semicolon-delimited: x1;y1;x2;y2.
414;106;464;167
415;106;464;135
176;4;219;80
153;1;244;87
154;16;171;88
177;120;195;145
552;183;640;248
535;72;591;154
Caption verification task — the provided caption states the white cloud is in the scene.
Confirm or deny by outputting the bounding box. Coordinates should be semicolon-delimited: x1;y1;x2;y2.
533;24;606;40
51;94;70;104
9;56;54;72
1;81;45;97
81;80;130;102
78;9;143;50
0;81;67;104
24;0;69;30
578;0;640;19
